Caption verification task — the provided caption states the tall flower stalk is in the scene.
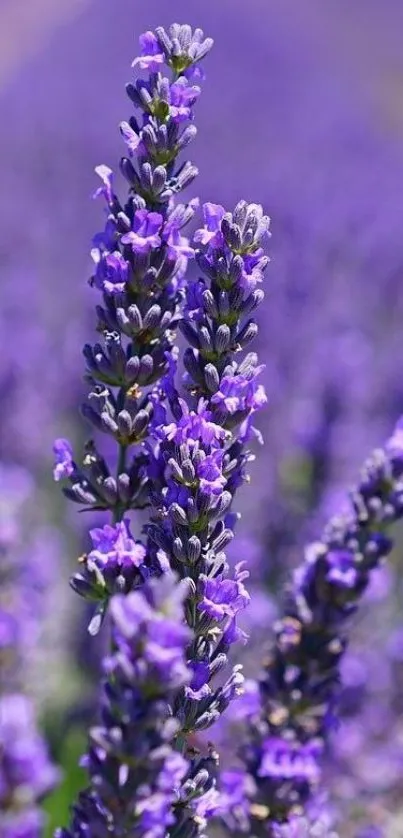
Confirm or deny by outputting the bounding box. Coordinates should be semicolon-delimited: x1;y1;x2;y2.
220;419;403;835
53;22;269;838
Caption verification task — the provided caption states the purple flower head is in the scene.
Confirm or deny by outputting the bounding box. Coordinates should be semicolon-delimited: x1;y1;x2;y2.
222;201;271;255
92;250;129;295
184;65;206;83
219;770;254;830
2;808;45;838
157;752;188;793
52;438;74;482
169;77;201;122
185;661;211;701
119;120;142;156
153;24;213;74
92;217;117;255
191;787;222;828
136;794;176;838
197;449;227;495
132;31;165;72
221;617;248;650
163;216;195;262
121;209;163;254
258;738;322;786
160;348;179;402
273;816;339;838
88;519;146;573
146;617;192;679
93;164;114;203
194;202;225;248
184;279;206;323
0;695;59;807
110;576;191;689
199;570;250;622
325;549;358;589
241;250;269;293
212;368;267;416
160;399;228;447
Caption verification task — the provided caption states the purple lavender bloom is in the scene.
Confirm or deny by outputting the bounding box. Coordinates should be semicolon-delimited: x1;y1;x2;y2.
119;120;142;155
91;250;129;295
163;214;196;261
0;695;58;802
51;19;276;838
190;786;222;829
219;770;255;832
93;164;114;203
57;576;197;838
273;815;339;838
0;467;59;836
324;549;359;589
52;438;74;481
88;519;146;572
185;661;211;701
121;209;163;254
258;738;322;786
241;251;269;293
194;202;225;248
71;519;147;608
132;31;164;72
199;569;250;621
211;368;267;416
0;696;58;838
161;399;228;447
153;24;213;74
169;77;201;122
197;449;227;495
233;420;403;828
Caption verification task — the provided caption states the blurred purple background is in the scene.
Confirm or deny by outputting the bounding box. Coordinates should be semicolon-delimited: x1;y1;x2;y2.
2;1;403;834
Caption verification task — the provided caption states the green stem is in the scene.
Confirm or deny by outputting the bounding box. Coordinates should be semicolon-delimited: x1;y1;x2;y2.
112;443;128;525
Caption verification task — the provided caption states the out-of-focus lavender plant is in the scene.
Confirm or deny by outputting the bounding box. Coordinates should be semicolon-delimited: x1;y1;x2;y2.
53;20;270;837
219;420;403;834
0;465;59;837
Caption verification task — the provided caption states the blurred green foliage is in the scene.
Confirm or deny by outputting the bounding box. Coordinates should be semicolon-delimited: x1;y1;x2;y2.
43;727;87;837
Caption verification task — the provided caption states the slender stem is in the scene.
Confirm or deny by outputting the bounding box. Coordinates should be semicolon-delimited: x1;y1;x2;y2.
112;442;128;525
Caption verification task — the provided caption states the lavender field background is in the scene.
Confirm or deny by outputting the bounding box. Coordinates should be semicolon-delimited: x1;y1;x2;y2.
2;0;403;834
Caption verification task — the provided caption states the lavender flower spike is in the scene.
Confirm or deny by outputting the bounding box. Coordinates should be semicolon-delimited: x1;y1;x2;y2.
0;465;58;838
52;24;213;622
56;575;210;838
145;197;270;824
53;20;270;838
229;418;403;832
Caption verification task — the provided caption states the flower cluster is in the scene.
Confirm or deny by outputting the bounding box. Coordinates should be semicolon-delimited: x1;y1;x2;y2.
56;575;215;838
183;200;269;431
53;21;269;838
53;23;212;568
0;466;58;838
224;419;403;833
